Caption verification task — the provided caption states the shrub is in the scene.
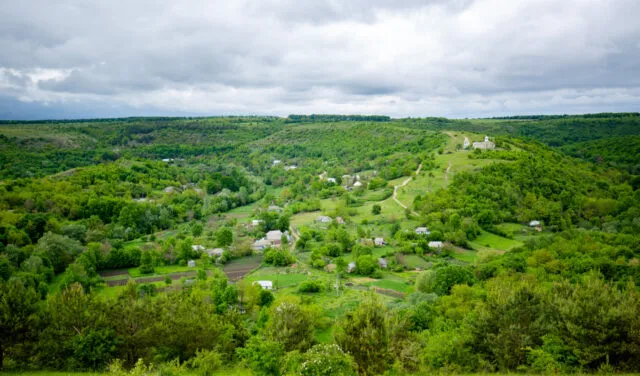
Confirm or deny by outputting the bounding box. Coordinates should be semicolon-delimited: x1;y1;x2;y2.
299;280;324;293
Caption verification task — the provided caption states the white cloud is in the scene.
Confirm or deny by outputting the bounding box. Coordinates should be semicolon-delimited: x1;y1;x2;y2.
0;0;639;118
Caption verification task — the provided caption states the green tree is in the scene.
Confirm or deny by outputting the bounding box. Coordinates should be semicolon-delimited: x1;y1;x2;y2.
216;227;233;247
0;279;40;369
299;344;357;376
36;232;83;273
372;204;382;215
265;297;317;352
335;294;390;375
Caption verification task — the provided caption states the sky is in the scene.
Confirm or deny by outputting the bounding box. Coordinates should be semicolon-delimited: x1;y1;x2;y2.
1;0;639;119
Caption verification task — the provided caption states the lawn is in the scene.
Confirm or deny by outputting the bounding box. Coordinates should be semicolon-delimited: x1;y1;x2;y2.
451;249;478;263
128;264;199;278
398;254;431;269
366;279;412;293
469;230;523;252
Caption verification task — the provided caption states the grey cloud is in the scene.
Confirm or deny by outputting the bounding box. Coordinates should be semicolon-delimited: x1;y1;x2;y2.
0;0;639;119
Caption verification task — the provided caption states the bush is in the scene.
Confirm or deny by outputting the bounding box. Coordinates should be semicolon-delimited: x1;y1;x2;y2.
263;248;295;267
299;280;324;293
139;263;154;275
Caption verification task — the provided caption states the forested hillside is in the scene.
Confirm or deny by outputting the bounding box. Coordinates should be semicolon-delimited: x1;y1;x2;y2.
1;114;640;375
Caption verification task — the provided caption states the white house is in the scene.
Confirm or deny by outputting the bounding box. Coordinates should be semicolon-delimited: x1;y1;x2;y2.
353;181;363;188
192;245;205;252
529;220;541;227
374;237;386;246
472;136;495;150
284;165;297;171
415;227;430;235
266;230;284;245
187;260;196;267
347;262;356;273
251;219;264;227
206;248;225;258
378;258;388;269
327;177;337;184
267;205;282;212
272;160;282;166
254;280;273;290
428;241;444;249
317;215;332;223
463;137;470;149
252;238;272;251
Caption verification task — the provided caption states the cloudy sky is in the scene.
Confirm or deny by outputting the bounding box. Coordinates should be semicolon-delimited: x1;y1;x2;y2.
1;0;639;119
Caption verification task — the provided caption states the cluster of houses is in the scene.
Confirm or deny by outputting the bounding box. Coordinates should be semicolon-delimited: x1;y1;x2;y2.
466;135;496;150
318;171;364;190
273;159;298;171
252;230;292;251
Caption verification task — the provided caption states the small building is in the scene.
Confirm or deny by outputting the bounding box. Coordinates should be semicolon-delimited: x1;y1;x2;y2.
284;165;297;171
192;245;205;252
378;258;388;269
428;241;444;249
463;137;470;149
472;136;495;150
272;160;281;166
347;262;356;273
374;237;386;246
266;230;284;245
267;205;282;213
206;248;225;258
252;238;272;251
336;216;345;225
327;177;337;184
187;260;196;268
529;220;541;227
164;186;176;193
254;280;273;290
353;181;363;188
317;215;332;224
251;219;264;227
415;227;430;235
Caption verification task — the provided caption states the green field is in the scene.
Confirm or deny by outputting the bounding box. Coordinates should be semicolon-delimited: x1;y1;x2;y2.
469;230;523;252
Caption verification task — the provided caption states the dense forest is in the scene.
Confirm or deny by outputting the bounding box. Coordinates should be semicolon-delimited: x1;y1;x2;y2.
1;113;640;375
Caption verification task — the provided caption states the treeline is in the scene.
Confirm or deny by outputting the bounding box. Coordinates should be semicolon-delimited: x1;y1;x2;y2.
286;114;391;122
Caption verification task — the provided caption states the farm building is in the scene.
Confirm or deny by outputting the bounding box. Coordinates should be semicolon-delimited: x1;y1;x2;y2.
374;237;386;246
284;165;297;171
251;219;264;227
206;248;224;258
347;262;356;273
317;215;332;223
336;216;345;224
266;230;284;245
415;227;430;235
192;244;205;252
428;241;444;249
463;137;471;149
187;260;196;267
472;136;495;150
268;205;282;212
254;280;273;290
529;220;541;227
353;181;363;188
252;238;272;251
378;258;388;269
327;177;337;184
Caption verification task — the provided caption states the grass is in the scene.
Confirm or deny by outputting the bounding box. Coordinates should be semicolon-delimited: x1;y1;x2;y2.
451;249;478;263
400;254;431;269
366;279;412;293
469;230;523;252
128;264;198;278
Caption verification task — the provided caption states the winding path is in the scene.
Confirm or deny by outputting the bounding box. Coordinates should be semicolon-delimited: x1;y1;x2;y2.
392;162;421;217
